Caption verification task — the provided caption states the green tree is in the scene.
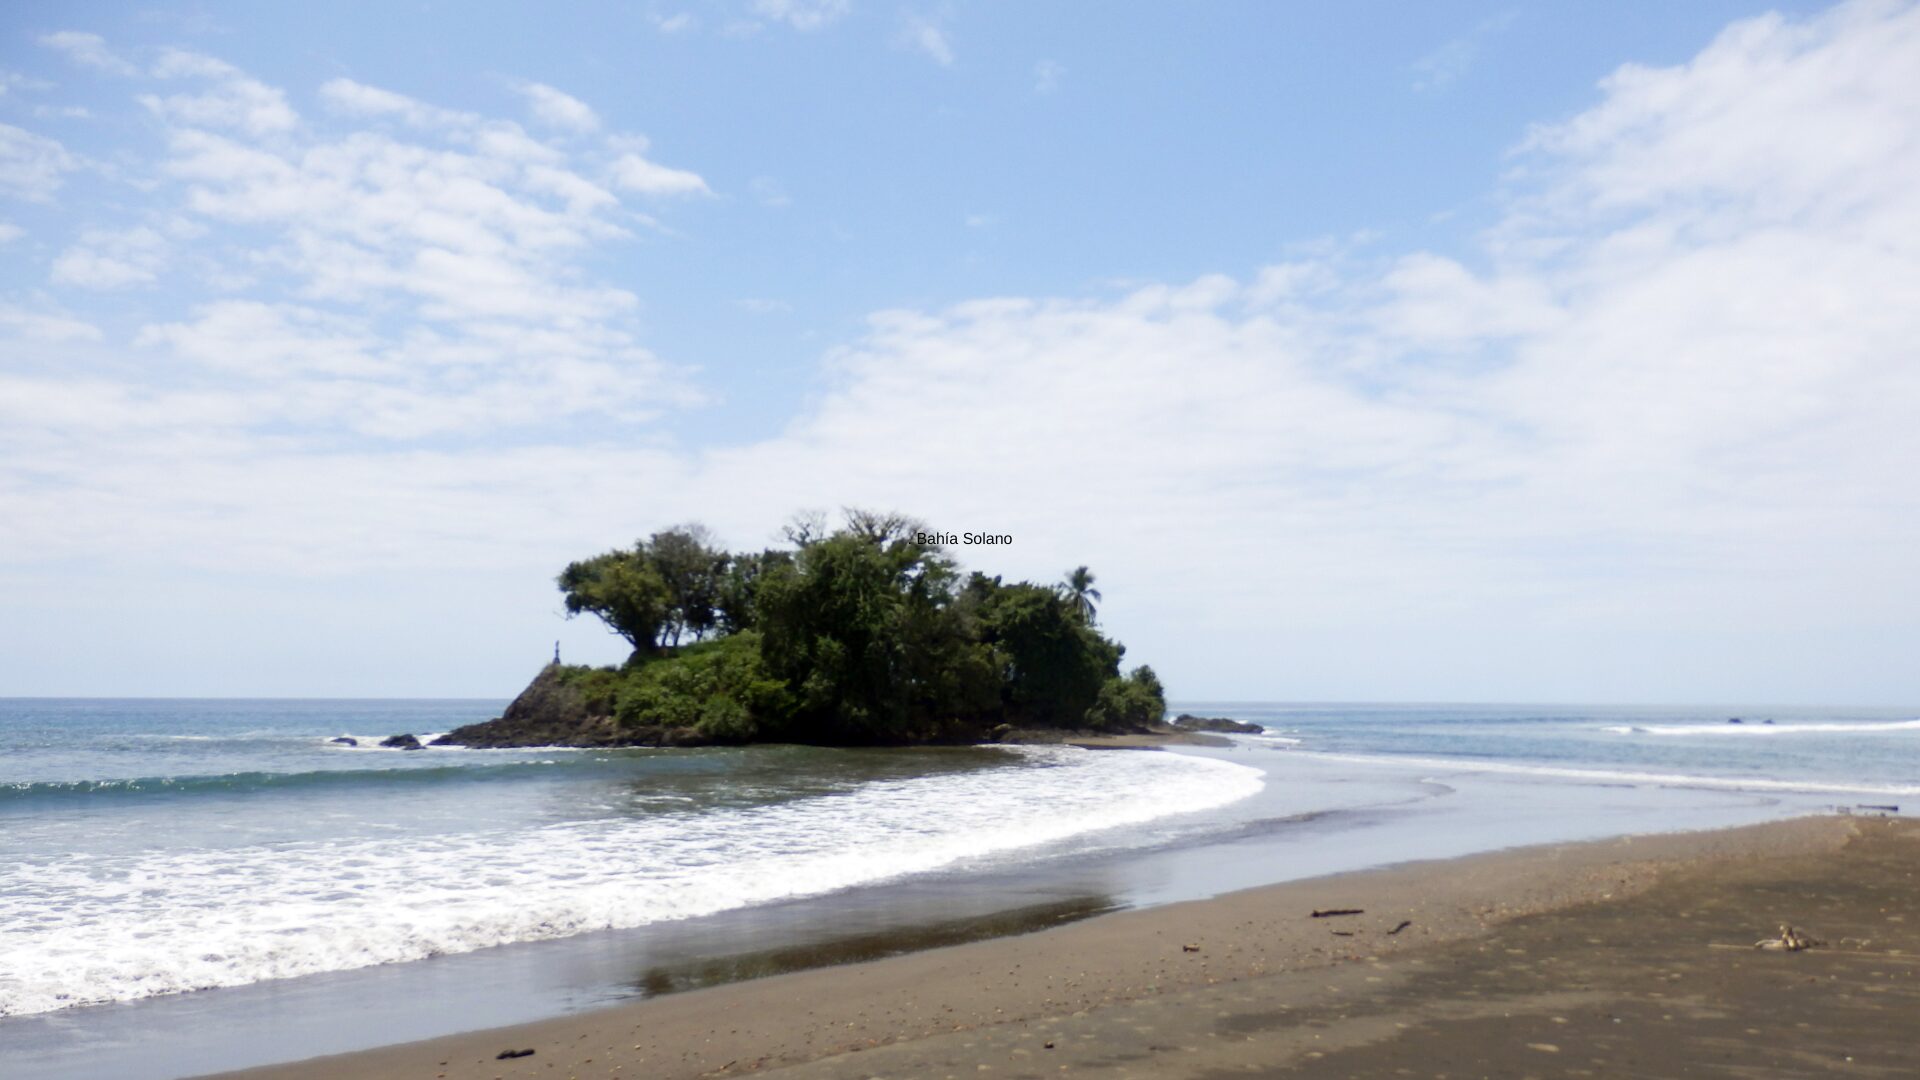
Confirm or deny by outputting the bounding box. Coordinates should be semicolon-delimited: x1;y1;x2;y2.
1059;565;1102;624
556;550;673;655
644;524;729;646
1085;665;1167;731
979;582;1119;726
715;548;792;634
754;514;964;741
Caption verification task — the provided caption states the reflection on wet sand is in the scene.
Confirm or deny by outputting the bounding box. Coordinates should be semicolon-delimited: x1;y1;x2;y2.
630;895;1117;997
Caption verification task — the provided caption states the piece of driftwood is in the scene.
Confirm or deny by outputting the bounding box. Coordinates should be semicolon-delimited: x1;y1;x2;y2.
1310;908;1364;918
1388;920;1413;935
1754;924;1824;952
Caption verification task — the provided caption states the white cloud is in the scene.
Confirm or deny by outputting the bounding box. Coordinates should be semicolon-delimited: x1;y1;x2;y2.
1033;59;1064;94
750;0;850;32
0;123;78;201
50;226;169;288
898;12;955;67
318;78;474;130
0;302;101;342
6;54;700;451
1;69;54;96
1411;11;1519;93
141;49;298;137
515;82;600;134
735;297;793;314
748;175;790;208
0;222;22;245
652;12;696;33
609;151;711;196
38;30;139;76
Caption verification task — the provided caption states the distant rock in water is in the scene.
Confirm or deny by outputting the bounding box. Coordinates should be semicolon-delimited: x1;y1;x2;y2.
379;733;423;750
1171;714;1264;734
328;736;358;747
434;663;717;749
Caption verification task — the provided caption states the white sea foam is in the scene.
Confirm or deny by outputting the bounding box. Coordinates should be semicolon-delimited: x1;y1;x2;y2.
0;747;1261;1017
1295;750;1920;799
1239;732;1303;746
1601;718;1920;737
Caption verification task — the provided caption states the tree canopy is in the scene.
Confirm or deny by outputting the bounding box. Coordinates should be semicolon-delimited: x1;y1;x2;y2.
554;509;1166;744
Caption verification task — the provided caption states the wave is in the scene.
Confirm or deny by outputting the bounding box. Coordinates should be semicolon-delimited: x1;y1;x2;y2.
1601;718;1920;737
1294;749;1920;799
0;746;1263;1017
0;760;579;804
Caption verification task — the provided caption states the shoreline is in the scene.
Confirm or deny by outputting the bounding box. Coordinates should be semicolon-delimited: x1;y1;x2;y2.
207;812;1916;1080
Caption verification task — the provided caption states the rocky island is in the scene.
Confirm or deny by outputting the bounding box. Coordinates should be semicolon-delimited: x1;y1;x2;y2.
435;510;1176;749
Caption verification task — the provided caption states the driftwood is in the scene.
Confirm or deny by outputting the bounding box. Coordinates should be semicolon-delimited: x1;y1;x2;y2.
1388;920;1413;935
1310;908;1364;918
1754;924;1824;952
495;1048;536;1060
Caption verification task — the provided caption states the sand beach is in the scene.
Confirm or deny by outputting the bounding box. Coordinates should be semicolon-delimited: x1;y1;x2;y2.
213;814;1917;1079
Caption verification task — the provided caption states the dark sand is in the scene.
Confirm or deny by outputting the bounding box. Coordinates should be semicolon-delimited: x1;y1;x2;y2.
212;814;1918;1080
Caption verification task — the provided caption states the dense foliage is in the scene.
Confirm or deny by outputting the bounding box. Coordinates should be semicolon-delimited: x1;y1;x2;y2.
554;511;1166;744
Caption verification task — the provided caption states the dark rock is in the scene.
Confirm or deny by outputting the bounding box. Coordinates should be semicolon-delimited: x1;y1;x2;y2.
1728;717;1743;724
1171;713;1265;734
379;733;423;750
328;736;358;747
495;1048;535;1060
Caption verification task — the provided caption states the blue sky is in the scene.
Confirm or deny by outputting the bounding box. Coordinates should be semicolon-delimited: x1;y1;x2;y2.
3;1;1916;703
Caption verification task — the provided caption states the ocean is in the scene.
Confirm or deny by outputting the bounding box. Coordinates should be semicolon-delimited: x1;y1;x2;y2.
1;697;1914;1078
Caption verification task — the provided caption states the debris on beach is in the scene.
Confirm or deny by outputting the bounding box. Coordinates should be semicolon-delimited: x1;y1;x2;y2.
495;1047;535;1059
1388;920;1413;935
1311;908;1365;918
1754;925;1823;952
1181;943;1201;952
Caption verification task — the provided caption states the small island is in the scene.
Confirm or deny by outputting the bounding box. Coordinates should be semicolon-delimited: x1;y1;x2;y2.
439;510;1182;748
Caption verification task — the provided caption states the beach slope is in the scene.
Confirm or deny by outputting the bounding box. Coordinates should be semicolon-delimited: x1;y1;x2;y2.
212;815;1917;1079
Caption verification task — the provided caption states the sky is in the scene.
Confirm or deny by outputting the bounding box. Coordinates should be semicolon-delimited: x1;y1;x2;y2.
2;0;1916;704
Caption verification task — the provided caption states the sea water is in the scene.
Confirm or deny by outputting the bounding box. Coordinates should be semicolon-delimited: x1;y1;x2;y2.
0;699;1260;1018
1;698;1913;1077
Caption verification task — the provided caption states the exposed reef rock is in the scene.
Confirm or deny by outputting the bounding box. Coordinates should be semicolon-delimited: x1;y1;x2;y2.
379;733;423;750
1170;713;1264;734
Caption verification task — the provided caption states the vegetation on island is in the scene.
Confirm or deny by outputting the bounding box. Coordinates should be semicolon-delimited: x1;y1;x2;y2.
545;509;1166;745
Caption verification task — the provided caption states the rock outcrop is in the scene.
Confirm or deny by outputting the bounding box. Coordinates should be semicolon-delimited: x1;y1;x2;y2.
432;663;716;749
1170;713;1264;734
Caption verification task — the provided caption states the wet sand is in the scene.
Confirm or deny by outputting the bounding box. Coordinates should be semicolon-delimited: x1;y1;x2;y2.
211;814;1917;1080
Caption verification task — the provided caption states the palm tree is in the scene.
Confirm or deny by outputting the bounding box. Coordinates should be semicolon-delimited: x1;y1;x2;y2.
1060;566;1102;624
